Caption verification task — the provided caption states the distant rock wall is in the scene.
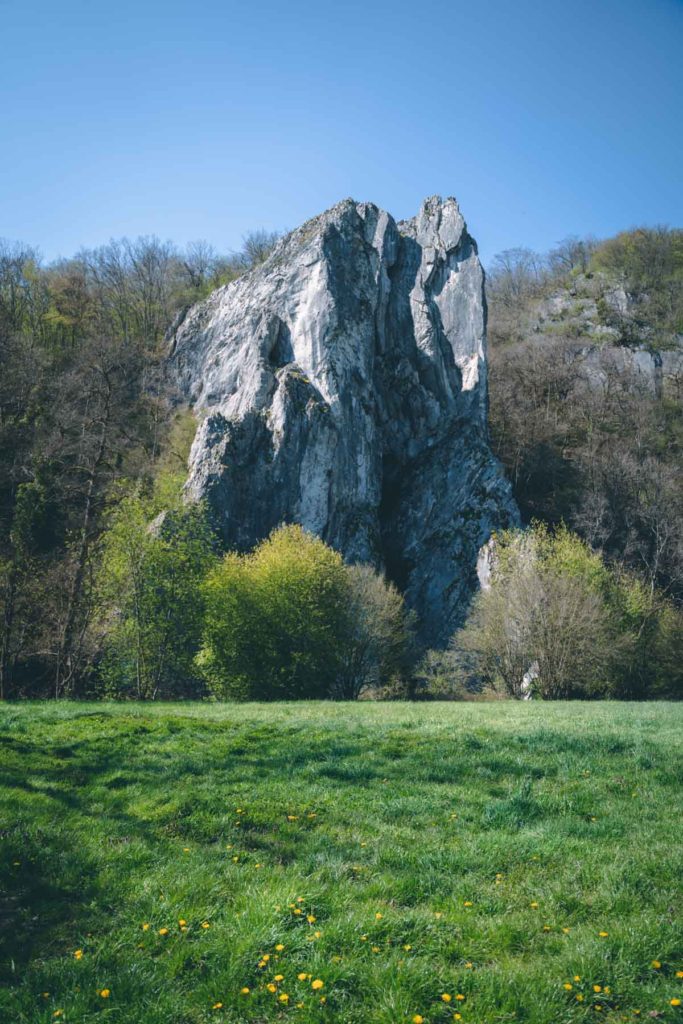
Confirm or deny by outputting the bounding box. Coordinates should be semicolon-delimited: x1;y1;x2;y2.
170;197;518;646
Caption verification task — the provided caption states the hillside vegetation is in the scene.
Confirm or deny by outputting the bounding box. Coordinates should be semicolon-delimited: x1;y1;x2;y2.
0;225;681;699
1;701;682;1023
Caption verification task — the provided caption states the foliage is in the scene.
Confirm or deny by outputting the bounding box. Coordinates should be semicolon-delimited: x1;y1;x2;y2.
98;488;217;699
334;564;414;700
1;701;681;1022
199;525;350;700
455;525;682;700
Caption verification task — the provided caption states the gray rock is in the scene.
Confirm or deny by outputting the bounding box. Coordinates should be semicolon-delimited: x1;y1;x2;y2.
170;196;518;646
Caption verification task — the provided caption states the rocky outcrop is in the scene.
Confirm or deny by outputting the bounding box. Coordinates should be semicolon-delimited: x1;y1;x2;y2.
170;196;518;646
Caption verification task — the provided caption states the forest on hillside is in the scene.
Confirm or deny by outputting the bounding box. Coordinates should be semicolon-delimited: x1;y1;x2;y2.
0;225;681;700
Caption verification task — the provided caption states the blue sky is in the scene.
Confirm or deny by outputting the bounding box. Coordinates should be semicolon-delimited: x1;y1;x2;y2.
0;0;681;265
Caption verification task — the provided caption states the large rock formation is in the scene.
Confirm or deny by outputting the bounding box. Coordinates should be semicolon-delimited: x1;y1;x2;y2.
170;196;518;646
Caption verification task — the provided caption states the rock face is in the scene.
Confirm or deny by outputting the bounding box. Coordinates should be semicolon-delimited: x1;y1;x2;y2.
170;196;518;646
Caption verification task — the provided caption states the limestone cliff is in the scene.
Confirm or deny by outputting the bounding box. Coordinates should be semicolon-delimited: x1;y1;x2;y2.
170;196;518;646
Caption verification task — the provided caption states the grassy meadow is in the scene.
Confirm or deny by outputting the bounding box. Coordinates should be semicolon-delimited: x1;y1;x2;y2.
0;701;681;1023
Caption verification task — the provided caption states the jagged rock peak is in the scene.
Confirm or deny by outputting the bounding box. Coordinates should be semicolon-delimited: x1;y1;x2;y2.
170;196;518;646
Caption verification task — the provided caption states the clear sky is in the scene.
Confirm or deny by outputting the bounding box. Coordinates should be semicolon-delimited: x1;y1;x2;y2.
1;0;681;265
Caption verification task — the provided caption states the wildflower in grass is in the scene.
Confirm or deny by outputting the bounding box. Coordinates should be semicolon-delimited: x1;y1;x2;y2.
434;911;443;918
274;974;284;982
311;979;324;990
593;985;602;993
598;931;609;937
595;1004;602;1011
262;954;271;962
142;923;149;931
463;901;472;907
465;961;473;969
201;921;210;929
240;988;250;995
178;919;186;927
442;993;452;1002
543;925;551;932
652;961;662;969
275;943;285;951
297;896;305;902
576;994;584;1002
455;994;465;1001
159;928;169;935
574;976;581;982
287;815;298;821
308;812;316;818
73;949;83;960
671;999;681;1007
298;973;308;981
562;927;571;934
267;983;277;993
307;915;316;923
183;847;190;853
530;901;539;909
361;934;368;941
99;989;111;998
212;1002;223;1009
564;984;573;991
375;912;383;919
53;1012;63;1019
413;1016;424;1023
454;1015;462;1021
404;944;412;951
42;993;49;998
279;993;290;1003
677;971;683;978
294;908;302;915
372;946;380;953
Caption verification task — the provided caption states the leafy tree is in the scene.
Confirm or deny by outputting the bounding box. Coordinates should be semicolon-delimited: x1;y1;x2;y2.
198;525;349;700
333;564;414;700
98;493;216;699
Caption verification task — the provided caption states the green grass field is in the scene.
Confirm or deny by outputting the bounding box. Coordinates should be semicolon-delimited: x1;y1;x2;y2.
1;702;681;1024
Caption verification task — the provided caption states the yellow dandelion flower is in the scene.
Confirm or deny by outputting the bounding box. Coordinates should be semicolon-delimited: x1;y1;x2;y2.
530;901;539;909
442;993;452;1002
372;945;380;953
598;931;609;937
100;989;111;999
413;1017;424;1024
564;983;573;991
183;847;190;853
307;915;316;923
404;944;412;951
311;979;324;990
53;1013;63;1019
275;943;285;951
314;930;322;938
142;923;149;931
542;925;551;932
465;961;473;969
671;999;681;1007
274;974;284;982
201;922;210;929
574;976;581;982
361;934;368;941
463;901;473;907
240;988;250;995
593;985;602;993
595;1004;602;1011
298;972;308;981
212;1002;223;1009
159;927;169;935
287;815;298;821
293;908;302;915
73;949;83;960
262;954;271;961
562;927;571;934
652;960;662;969
267;983;277;993
576;993;584;1002
454;1015;462;1021
319;996;326;1004
375;912;383;919
178;919;186;927
455;994;465;1001
279;993;290;1003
